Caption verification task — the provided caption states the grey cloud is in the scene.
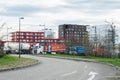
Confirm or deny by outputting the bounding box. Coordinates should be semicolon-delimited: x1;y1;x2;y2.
62;0;120;14
62;0;120;10
1;0;120;17
0;4;66;17
54;19;93;26
8;5;41;13
0;5;47;16
43;0;120;17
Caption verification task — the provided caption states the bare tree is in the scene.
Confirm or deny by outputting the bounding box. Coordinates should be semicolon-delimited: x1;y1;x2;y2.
0;22;6;57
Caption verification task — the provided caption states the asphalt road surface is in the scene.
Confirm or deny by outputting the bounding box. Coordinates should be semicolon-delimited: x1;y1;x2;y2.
0;55;120;80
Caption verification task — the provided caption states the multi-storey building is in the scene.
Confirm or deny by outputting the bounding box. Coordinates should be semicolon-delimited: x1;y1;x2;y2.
59;24;88;46
11;31;65;46
11;31;44;45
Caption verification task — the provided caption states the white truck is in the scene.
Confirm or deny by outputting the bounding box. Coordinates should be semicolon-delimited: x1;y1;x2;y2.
32;43;44;54
4;42;30;54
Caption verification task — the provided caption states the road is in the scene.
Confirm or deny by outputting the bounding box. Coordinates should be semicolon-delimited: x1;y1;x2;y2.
0;55;120;80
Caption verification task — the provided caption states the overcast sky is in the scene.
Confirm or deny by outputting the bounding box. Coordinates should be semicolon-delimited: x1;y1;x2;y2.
0;0;120;40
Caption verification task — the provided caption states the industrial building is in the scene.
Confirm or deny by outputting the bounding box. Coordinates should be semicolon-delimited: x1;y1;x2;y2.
59;24;89;46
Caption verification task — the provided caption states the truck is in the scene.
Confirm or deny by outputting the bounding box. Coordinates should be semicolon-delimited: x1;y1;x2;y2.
32;43;66;54
4;42;30;54
67;46;86;56
32;43;44;54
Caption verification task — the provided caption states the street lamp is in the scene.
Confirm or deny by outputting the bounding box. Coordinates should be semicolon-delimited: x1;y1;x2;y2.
19;17;24;58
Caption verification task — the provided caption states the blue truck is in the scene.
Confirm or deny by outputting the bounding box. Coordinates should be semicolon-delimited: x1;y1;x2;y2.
67;46;86;56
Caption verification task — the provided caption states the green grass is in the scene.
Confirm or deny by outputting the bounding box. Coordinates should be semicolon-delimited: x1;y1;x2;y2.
40;53;95;59
0;55;38;69
94;58;120;67
41;54;120;67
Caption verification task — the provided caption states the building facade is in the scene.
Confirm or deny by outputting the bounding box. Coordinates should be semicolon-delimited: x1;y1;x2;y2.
59;24;88;46
11;31;44;45
11;31;65;46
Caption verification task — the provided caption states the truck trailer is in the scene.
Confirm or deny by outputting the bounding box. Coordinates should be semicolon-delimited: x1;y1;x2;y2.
44;44;66;54
4;42;30;54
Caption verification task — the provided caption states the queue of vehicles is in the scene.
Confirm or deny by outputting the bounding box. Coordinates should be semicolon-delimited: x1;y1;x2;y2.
3;42;106;56
3;42;67;54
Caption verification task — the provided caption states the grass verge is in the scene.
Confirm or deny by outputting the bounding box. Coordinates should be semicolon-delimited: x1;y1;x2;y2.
41;54;120;67
0;55;38;70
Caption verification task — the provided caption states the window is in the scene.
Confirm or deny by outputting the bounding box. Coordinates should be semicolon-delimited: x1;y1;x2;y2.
51;40;53;42
65;25;68;29
17;36;19;38
24;36;26;38
41;40;44;42
35;40;38;42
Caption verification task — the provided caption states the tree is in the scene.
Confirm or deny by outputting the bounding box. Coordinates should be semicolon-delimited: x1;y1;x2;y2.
0;22;6;57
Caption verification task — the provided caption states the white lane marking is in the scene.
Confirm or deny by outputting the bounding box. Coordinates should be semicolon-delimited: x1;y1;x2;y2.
88;71;98;80
61;70;77;77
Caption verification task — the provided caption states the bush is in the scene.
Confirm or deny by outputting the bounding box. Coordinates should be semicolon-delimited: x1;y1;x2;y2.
0;50;6;58
0;42;6;57
0;54;5;57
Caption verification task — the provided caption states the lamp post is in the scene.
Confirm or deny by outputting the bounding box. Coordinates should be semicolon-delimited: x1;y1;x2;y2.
19;17;24;58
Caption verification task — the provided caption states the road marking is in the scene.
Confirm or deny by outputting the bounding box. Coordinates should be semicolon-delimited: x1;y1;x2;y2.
61;70;77;77
88;71;98;80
